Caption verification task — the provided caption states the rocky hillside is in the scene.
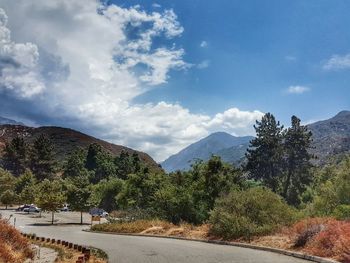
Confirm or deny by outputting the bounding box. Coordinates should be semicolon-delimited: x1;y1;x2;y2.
308;110;350;163
0;123;160;171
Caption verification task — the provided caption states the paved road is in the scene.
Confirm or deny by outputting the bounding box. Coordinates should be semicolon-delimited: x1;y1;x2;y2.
1;210;311;263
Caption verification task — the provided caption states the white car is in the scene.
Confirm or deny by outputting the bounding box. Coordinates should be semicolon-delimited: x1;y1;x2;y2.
23;206;41;213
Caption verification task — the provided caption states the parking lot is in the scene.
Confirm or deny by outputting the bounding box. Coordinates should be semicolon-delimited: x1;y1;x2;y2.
1;208;107;226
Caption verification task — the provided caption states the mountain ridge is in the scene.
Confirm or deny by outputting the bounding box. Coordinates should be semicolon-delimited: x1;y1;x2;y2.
161;110;350;172
0;123;160;172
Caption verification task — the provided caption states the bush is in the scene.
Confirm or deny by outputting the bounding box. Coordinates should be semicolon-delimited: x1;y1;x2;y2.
305;219;350;263
209;187;296;240
289;218;327;248
333;205;350;220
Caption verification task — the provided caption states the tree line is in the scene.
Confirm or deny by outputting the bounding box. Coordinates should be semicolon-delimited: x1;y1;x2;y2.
0;113;349;236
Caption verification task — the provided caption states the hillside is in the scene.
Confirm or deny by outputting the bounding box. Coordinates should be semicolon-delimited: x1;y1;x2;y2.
161;132;253;172
0;124;160;171
308;110;350;163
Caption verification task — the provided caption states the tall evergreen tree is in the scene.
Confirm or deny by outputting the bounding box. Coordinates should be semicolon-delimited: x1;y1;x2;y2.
29;134;56;180
2;137;28;176
245;113;284;192
282;115;313;206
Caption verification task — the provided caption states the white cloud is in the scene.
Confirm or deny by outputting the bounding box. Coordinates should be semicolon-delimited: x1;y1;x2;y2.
285;55;296;62
286;85;310;94
0;1;263;161
197;59;210;69
323;53;350;70
0;9;44;98
152;3;161;8
200;41;208;48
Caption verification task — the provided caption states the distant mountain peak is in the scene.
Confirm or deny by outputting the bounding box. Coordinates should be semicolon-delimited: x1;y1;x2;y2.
161;132;253;172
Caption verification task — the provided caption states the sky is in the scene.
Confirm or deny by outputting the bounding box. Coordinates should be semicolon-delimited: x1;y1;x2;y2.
0;0;349;162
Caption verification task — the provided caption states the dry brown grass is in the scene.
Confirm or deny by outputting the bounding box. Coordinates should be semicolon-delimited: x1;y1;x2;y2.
92;220;210;239
0;219;33;263
31;240;107;263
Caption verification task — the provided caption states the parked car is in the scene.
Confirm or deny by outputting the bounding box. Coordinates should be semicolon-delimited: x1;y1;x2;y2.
100;210;109;217
89;208;109;217
23;205;41;213
16;204;32;211
60;204;70;212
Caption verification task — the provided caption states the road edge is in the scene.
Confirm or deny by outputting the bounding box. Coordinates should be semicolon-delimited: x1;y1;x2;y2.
84;229;339;263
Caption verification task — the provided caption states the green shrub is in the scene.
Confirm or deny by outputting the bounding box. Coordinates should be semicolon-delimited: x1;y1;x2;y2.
333;205;350;220
209;187;296;240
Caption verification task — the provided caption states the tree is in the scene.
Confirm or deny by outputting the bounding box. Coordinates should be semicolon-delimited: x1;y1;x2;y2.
14;169;36;195
19;186;35;205
282;116;314;206
63;149;88;178
2;137;28;176
66;175;92;224
245;113;284;192
35;179;66;224
0;190;17;209
85;143;115;183
29;134;56;180
0;169;16;196
90;177;124;212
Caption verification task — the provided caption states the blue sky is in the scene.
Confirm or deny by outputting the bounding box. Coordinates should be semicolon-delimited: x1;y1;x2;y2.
0;0;349;160
117;0;350;123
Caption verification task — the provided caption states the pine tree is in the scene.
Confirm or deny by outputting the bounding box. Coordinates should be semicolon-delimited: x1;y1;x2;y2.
245;113;284;192
282;115;313;206
29;134;56;180
2;137;28;176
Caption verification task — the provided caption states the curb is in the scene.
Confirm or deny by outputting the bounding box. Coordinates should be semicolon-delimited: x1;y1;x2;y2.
85;230;339;263
22;233;91;263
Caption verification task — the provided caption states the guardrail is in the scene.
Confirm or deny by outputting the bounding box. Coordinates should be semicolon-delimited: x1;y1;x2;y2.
21;233;91;263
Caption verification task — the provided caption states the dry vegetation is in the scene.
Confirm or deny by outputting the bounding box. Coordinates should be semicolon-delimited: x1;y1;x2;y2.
93;218;350;262
0;219;33;263
252;218;350;263
92;220;210;240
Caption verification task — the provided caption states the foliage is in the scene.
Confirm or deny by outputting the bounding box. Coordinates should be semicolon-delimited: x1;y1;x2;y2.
0;169;16;196
0;219;33;262
90;177;124;212
65;174;92;224
282;116;314;206
35;179;66;224
29;134;57;180
333;205;350;220
2;137;28;176
210;187;296;240
0;189;17;209
309;157;350;216
245;113;284;192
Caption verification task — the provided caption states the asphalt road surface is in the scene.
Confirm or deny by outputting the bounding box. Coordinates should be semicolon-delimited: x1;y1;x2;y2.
1;209;313;263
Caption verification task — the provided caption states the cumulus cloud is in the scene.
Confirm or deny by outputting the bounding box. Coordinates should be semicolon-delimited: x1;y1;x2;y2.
286;85;310;94
200;40;208;48
323;53;350;70
0;1;263;161
0;9;44;98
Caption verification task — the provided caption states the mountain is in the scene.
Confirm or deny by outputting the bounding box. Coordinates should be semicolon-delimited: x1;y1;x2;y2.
0;116;24;126
308;110;350;163
0;124;160;172
161;110;350;172
161;132;253;172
